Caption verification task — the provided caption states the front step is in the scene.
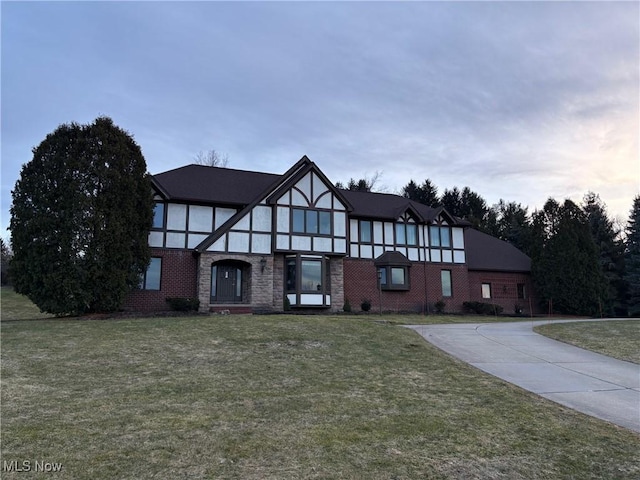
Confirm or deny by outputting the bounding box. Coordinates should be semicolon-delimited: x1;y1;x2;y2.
209;305;253;315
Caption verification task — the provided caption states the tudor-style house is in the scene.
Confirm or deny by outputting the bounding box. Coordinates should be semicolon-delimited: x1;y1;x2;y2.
125;156;536;314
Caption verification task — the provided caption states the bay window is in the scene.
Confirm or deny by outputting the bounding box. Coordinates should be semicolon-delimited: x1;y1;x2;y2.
285;255;331;307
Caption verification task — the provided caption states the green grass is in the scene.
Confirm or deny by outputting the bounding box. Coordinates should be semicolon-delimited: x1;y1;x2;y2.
535;319;640;364
1;286;53;321
2;315;638;479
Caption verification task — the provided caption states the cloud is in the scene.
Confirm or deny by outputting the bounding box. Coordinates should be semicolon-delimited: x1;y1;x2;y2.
1;1;638;236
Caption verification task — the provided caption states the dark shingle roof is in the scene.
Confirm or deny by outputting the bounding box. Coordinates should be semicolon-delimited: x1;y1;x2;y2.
152;164;281;206
339;189;451;223
465;228;531;272
152;163;465;225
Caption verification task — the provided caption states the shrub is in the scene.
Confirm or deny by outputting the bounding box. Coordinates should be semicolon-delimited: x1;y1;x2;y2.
166;297;200;312
284;296;291;311
434;299;446;314
343;298;352;313
361;299;372;312
462;301;503;315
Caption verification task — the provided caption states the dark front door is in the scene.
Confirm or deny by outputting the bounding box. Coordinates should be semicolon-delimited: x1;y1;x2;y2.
212;264;243;303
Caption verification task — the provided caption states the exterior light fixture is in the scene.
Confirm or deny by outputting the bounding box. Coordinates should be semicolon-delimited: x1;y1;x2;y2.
260;257;267;273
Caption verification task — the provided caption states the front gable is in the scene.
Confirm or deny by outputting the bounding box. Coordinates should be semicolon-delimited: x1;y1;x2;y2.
195;156;352;256
269;158;351;255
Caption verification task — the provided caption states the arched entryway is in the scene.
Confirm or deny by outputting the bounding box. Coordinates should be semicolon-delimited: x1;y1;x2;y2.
211;260;250;304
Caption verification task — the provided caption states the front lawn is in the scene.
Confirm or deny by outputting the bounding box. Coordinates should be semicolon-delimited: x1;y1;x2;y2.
1;315;638;479
535;319;640;364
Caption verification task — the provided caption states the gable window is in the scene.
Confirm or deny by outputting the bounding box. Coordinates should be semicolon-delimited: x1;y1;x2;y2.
292;208;331;235
440;227;451;248
430;226;451;248
482;283;492;299
441;270;452;297
152;202;165;229
359;220;372;243
396;223;418;246
430;226;440;247
140;257;162;290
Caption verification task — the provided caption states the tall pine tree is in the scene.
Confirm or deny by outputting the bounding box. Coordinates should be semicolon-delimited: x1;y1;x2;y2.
582;193;626;315
531;199;607;316
625;195;640;316
10;117;153;315
401;179;439;206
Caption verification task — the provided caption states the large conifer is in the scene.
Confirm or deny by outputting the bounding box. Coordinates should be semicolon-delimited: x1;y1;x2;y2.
625;195;640;316
10;117;153;315
531;199;607;316
582;193;626;315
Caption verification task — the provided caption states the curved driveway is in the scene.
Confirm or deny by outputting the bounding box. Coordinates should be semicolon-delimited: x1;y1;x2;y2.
407;319;640;432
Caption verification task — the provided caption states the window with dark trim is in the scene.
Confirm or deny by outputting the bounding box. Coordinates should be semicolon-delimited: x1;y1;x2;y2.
292;208;331;235
441;270;452;297
440;227;451;248
285;255;330;295
378;266;410;291
374;251;411;291
517;283;526;299
396;223;418;246
359;220;372;243
152;202;165;229
430;225;451;248
140;257;162;290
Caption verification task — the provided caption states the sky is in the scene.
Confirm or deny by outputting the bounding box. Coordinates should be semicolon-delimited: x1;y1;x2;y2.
2;1;638;238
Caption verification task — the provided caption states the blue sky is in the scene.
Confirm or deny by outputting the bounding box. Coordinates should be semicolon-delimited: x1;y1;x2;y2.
2;1;638;238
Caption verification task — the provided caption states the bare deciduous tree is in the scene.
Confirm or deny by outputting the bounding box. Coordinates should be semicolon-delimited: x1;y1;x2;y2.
194;149;230;168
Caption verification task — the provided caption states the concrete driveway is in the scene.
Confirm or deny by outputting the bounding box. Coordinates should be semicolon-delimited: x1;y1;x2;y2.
407;319;640;433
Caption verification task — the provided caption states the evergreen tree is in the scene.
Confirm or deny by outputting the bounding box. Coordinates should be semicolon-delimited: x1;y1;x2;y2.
401;179;439;206
10;117;153;315
0;238;11;286
459;187;488;229
625;195;640;316
582;192;626;315
531;199;607;316
487;200;533;254
441;187;462;216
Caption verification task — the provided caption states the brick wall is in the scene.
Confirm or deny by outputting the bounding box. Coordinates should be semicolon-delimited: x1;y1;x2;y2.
468;270;540;315
343;259;476;314
123;248;198;312
342;260;540;315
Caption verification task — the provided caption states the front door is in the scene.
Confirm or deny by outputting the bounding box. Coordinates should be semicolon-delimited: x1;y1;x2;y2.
212;264;243;303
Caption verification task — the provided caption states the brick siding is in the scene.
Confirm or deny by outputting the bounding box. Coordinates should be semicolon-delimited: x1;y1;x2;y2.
123;248;198;312
343;258;536;314
468;270;539;315
124;250;539;315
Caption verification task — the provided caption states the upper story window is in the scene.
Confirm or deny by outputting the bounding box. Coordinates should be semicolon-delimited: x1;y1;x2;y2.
430;225;451;248
396;223;418;246
359;220;372;243
152;202;165;229
292;208;331;235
